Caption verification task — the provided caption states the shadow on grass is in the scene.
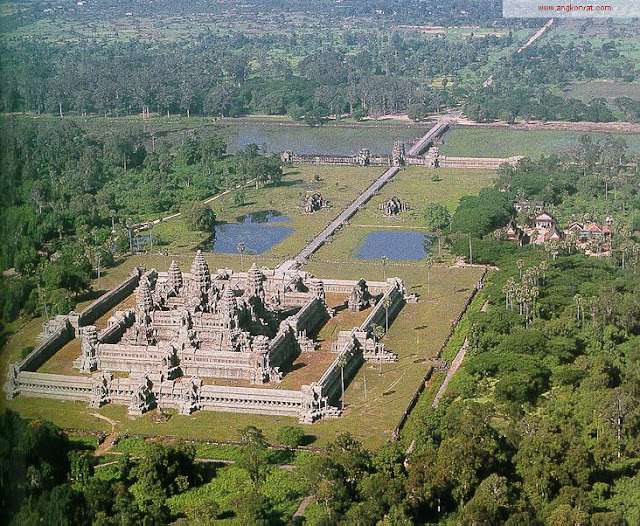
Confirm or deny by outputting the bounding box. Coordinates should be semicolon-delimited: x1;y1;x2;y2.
274;179;304;188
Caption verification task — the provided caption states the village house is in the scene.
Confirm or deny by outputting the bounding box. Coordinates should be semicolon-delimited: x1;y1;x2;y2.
514;200;544;214
534;211;557;230
504;220;528;245
564;218;613;255
518;211;563;246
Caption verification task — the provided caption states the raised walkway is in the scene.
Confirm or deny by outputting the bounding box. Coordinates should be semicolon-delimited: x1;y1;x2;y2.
287;165;400;266
279;119;455;271
407;119;449;156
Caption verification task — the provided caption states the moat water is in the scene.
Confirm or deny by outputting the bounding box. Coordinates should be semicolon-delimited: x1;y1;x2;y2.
223;123;424;156
210;211;293;254
353;230;437;261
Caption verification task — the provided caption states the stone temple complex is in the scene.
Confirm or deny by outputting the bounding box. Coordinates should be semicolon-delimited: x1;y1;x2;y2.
6;252;406;423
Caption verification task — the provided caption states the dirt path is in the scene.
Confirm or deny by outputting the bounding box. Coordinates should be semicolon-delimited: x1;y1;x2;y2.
432;337;469;408
133;178;257;231
91;413;119;456
293;495;314;520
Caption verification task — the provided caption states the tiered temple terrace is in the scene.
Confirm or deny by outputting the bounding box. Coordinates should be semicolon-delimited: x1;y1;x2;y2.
6;252;405;423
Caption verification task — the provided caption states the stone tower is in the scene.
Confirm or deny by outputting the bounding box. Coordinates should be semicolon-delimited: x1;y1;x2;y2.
247;263;265;301
309;279;325;301
190;250;211;293
392;141;405;166
136;277;153;318
220;286;238;328
167;260;183;292
78;325;98;373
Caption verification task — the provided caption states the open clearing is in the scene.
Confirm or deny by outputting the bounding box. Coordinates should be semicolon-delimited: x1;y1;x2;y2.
563;81;640;103
439;127;640;158
350;166;496;225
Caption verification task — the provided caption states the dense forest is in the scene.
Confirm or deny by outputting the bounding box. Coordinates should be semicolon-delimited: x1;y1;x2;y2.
0;32;514;121
1;23;637;122
0;119;280;329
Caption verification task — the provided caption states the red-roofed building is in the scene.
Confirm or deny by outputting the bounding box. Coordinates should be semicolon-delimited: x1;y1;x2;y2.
534;212;557;230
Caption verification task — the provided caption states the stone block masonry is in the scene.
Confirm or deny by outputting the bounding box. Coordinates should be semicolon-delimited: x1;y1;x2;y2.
6;256;410;423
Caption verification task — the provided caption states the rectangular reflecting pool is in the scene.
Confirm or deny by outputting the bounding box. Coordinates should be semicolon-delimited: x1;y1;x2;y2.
210;223;293;254
353;230;436;261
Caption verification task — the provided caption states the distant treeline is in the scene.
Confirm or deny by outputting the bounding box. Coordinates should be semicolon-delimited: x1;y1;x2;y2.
0;33;512;121
1;31;637;123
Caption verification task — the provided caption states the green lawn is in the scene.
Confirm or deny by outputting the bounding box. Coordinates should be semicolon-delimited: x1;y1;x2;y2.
439;127;640;158
350;167;496;226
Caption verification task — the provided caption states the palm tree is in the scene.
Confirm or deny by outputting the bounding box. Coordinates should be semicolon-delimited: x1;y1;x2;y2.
539;260;548;287
426;257;434;299
517;259;524;280
371;324;384;341
502;277;516;311
382;295;392;333
337;354;347;410
237;242;246;271
371;324;385;374
381;256;389;281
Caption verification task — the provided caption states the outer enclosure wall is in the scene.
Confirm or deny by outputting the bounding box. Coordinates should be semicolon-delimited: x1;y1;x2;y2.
19;324;73;372
317;281;404;403
78;271;141;326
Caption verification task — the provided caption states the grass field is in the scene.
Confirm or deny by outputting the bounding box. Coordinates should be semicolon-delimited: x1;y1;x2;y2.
350;167;496;226
439;127;640;158
304;166;495;262
563;81;640;103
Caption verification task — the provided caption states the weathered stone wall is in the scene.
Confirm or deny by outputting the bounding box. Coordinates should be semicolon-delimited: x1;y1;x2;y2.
439;155;522;169
267;330;297;373
19;321;73;372
322;278;389;295
289;297;330;336
14;270;145;375
197;384;303;417
10;369;304;419
180;351;256;380
316;334;363;404
97;343;168;374
282;152;394;167
98;309;135;344
14;371;93;401
316;280;404;403
78;270;142;327
360;280;405;332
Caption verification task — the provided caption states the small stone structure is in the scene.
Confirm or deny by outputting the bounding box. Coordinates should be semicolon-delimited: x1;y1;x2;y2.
348;279;372;311
302;193;326;214
380;196;407;216
6;254;409;423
